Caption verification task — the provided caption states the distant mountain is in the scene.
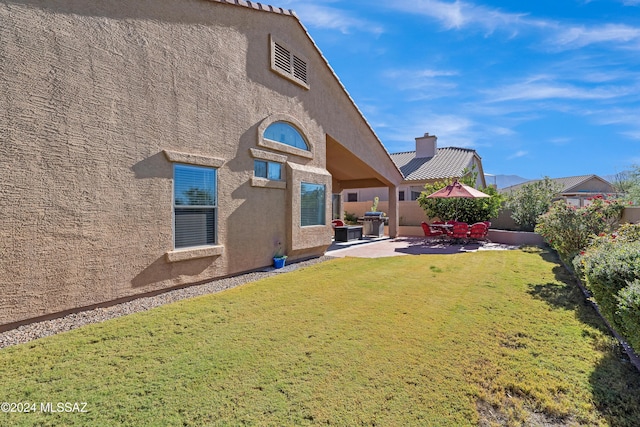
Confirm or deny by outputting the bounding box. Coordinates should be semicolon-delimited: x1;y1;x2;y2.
484;174;529;189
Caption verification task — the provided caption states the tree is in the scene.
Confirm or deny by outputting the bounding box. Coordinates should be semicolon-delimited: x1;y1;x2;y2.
504;177;561;231
619;165;640;205
416;167;503;224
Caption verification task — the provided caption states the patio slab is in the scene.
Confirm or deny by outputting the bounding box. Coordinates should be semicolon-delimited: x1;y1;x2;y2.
326;236;519;258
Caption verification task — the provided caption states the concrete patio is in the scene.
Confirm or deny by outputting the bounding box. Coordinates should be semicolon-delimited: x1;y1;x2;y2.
326;236;519;258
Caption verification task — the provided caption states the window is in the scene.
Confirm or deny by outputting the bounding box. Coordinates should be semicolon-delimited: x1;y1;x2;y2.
347;192;358;202
301;183;325;226
410;186;423;201
264;122;309;151
254;160;282;180
398;191;405;201
173;164;217;249
271;36;309;88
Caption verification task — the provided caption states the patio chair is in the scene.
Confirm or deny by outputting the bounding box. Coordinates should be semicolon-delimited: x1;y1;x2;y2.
469;222;488;240
421;222;444;238
451;222;469;241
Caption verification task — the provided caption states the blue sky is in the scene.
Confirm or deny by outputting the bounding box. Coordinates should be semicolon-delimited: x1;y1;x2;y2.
276;0;640;179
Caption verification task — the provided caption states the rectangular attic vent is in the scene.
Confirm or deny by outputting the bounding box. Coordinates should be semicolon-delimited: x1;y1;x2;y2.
270;36;309;89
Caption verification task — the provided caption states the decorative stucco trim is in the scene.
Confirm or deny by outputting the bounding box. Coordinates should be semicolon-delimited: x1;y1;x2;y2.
257;114;313;159
165;245;224;263
287;161;331;176
163;150;225;168
251;177;287;189
250;148;287;163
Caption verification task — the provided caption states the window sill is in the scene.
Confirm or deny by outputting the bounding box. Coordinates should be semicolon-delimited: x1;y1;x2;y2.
251;177;287;189
165;245;224;263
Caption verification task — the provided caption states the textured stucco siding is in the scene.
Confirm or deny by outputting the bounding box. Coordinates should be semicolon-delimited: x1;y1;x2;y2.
0;0;346;326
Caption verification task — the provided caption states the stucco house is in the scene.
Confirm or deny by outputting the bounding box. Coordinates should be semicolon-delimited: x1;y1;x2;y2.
501;175;619;207
343;133;486;227
0;0;403;329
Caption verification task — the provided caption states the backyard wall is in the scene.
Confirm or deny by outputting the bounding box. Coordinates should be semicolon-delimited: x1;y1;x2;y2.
343;201;427;226
622;206;640;224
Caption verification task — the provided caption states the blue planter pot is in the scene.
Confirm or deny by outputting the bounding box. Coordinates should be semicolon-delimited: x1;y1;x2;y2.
273;257;286;269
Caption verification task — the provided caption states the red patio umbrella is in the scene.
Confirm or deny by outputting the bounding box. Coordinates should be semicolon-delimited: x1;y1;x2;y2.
426;180;490;199
426;180;490;222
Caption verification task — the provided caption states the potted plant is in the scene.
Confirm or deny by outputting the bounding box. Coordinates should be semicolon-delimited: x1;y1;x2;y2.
273;241;287;269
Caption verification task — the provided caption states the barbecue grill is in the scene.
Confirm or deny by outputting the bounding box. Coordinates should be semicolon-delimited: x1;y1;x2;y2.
361;211;387;237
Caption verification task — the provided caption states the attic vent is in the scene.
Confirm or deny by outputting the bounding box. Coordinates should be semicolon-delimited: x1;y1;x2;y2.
293;55;307;83
270;35;309;89
274;42;291;74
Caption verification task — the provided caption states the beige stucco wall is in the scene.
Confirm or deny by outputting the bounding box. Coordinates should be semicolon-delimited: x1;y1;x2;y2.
0;0;400;327
343;201;429;226
622;206;640;224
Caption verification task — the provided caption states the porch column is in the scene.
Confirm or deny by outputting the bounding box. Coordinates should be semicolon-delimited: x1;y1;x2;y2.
387;185;399;238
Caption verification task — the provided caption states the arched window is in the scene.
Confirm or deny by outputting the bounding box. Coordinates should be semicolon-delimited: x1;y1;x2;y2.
263;122;309;151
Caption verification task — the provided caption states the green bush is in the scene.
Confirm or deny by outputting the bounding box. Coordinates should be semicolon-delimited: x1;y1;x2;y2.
535;196;624;262
574;240;640;326
505;177;560;231
343;211;358;224
618;280;640;351
573;224;640;352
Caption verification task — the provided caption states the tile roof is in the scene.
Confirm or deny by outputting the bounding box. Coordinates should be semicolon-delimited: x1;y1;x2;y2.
500;174;611;193
207;0;295;16
391;147;476;181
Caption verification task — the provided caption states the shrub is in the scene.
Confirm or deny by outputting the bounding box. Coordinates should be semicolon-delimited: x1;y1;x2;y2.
573;224;640;351
574;240;640;326
505;177;560;231
535;196;625;262
617;280;640;351
343;211;358;224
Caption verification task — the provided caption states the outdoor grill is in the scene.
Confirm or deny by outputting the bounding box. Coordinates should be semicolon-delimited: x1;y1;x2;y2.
361;211;387;237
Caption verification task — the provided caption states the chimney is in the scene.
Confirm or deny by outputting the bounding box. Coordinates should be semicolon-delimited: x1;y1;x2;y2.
415;133;437;158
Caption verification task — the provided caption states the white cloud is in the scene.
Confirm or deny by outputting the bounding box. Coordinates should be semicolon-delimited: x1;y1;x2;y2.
291;4;384;35
549;137;572;145
621;130;640;140
389;0;533;33
552;24;640;49
485;75;631;102
387;0;640;51
384;68;459;99
381;113;479;149
508;150;528;159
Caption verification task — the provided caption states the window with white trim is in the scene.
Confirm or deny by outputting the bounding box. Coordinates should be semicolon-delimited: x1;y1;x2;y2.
271;36;309;89
173;164;217;248
301;183;325;226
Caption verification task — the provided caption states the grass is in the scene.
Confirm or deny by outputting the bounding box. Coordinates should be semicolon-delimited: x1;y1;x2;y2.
1;248;640;426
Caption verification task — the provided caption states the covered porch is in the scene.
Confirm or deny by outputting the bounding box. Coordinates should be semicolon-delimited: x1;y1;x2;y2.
325;133;403;238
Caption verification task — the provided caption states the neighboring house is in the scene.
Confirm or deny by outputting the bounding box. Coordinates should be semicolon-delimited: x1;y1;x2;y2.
501;175;619;207
0;0;403;329
343;133;486;225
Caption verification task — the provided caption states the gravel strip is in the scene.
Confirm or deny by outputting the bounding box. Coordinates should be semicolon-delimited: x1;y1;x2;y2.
0;256;334;350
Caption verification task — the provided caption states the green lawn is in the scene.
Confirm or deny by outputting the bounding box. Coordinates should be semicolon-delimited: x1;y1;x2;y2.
1;248;639;426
